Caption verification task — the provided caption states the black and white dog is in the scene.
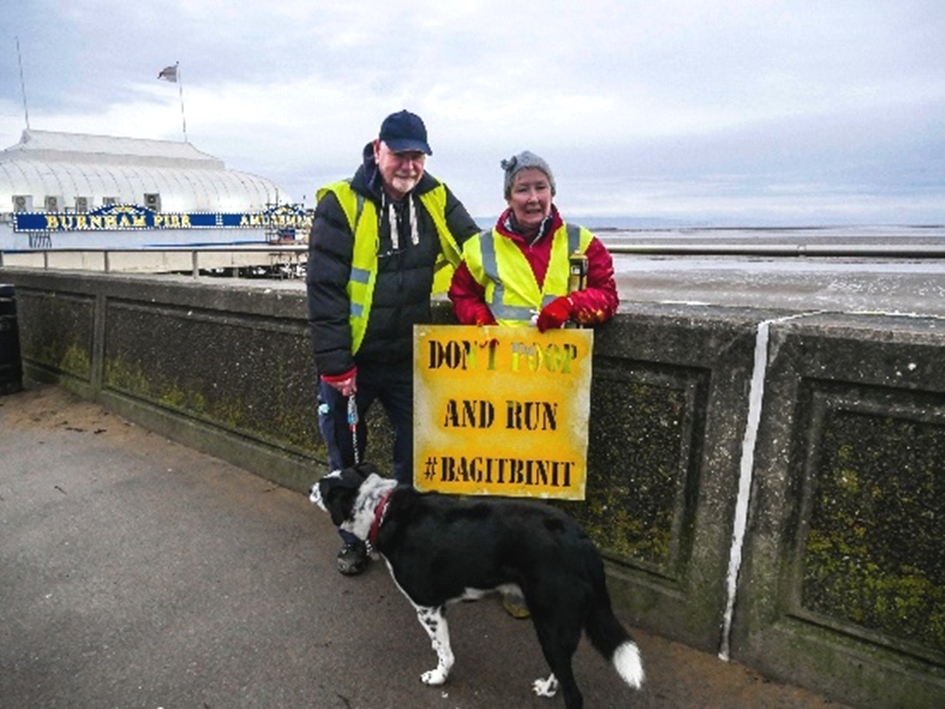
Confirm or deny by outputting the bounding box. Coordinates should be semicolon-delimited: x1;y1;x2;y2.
310;463;644;709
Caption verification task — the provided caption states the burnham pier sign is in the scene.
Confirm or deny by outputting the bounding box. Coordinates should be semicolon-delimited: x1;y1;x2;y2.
413;324;593;500
12;203;312;233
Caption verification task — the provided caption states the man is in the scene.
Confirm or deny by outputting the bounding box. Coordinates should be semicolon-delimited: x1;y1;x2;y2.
306;110;480;575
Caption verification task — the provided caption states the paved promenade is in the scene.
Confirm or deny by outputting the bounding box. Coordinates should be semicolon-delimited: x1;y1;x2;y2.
0;385;847;708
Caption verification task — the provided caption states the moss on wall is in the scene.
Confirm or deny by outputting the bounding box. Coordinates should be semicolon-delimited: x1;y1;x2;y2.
803;410;945;654
17;293;93;379
560;372;691;572
102;303;321;456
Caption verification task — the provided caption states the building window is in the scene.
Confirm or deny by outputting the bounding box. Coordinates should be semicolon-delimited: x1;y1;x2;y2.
103;196;117;206
75;197;89;213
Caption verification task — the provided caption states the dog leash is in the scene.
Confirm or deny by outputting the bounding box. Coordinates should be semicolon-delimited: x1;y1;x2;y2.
347;394;359;464
348;392;376;554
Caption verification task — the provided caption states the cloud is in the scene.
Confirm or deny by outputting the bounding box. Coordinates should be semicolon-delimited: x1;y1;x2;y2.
2;0;944;224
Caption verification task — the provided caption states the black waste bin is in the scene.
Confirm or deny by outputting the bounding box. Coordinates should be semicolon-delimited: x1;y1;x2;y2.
0;284;24;395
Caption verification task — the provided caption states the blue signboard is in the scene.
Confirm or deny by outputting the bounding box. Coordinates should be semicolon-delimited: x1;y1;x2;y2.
13;203;311;233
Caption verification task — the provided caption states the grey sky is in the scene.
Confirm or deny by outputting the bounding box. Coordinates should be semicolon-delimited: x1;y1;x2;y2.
2;0;943;225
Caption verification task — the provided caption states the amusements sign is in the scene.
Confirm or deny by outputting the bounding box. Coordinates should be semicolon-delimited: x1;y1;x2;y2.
414;325;593;500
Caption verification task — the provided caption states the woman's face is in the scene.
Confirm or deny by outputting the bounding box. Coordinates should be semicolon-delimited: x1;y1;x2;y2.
507;167;553;234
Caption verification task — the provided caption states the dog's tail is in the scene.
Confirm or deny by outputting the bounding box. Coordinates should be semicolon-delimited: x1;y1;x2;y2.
584;561;645;689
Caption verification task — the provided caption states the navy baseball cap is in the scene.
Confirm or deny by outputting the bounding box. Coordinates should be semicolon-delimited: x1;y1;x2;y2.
379;110;433;155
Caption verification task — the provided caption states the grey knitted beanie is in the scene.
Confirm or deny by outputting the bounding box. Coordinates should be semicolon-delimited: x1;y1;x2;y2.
501;150;556;199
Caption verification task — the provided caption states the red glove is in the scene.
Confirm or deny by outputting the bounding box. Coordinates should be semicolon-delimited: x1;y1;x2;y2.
536;296;573;332
475;309;498;326
321;366;357;396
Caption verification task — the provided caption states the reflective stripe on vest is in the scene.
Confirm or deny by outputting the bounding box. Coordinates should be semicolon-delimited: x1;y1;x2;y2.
316;180;461;353
471;223;591;327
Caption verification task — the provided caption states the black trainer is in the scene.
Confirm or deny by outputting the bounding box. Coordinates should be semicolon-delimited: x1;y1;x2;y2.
337;541;368;575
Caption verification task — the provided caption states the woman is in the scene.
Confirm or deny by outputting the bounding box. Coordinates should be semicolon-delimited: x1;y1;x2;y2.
449;150;618;332
448;151;619;618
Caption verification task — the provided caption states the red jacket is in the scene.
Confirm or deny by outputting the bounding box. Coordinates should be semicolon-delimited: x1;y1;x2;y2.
448;205;619;327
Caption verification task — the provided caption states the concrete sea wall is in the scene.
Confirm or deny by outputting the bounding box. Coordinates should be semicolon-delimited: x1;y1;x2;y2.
1;267;942;708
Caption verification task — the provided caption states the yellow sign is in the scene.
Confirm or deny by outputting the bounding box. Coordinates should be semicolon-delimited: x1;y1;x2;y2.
413;325;593;500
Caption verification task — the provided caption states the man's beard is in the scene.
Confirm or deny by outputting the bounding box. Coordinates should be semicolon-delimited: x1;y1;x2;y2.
390;174;420;196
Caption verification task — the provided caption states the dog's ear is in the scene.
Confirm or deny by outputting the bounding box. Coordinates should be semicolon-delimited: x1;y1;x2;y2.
318;468;366;527
322;484;360;527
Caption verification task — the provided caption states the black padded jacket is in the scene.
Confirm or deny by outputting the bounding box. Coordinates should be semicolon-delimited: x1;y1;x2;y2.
306;143;480;377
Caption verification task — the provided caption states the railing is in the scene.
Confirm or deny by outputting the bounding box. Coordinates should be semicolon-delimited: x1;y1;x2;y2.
0;244;309;277
4;239;945;275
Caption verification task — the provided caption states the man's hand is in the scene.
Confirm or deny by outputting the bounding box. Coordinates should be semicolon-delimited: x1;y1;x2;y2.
321;366;357;397
536;296;573;332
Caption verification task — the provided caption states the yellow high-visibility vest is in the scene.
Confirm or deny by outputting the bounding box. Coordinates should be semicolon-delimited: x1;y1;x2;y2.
461;223;592;326
317;180;461;353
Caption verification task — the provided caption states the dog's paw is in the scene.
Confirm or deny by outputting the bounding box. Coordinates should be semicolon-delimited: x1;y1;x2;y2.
421;667;448;686
532;674;559;698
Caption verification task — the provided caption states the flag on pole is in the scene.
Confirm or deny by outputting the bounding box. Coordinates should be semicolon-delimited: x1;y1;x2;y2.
157;62;188;142
157;64;178;82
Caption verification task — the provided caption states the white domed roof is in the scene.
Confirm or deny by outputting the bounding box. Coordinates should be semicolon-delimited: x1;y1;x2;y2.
1;129;288;214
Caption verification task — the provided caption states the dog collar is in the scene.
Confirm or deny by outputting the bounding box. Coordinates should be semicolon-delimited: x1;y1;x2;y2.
368;489;394;547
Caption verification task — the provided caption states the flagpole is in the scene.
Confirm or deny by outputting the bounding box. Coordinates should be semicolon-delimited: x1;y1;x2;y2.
176;62;188;143
16;36;31;131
